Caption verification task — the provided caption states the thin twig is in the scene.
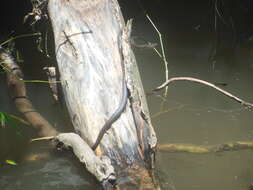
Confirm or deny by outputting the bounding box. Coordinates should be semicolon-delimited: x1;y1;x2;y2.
146;14;169;109
215;0;228;26
30;136;55;142
0;61;60;84
56;31;92;55
0;33;41;46
152;77;253;108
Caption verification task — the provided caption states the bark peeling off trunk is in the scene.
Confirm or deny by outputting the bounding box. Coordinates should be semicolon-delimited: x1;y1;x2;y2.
48;0;156;167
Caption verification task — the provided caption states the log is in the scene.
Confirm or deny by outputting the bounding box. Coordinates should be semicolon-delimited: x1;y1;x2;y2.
158;141;253;153
0;47;58;137
47;0;157;188
55;133;115;185
0;47;116;187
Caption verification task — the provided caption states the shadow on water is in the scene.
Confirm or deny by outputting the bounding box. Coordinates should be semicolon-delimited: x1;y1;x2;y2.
0;142;100;190
1;0;253;190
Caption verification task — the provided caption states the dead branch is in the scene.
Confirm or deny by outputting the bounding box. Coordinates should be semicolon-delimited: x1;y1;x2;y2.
0;46;116;188
55;133;116;185
152;77;253;108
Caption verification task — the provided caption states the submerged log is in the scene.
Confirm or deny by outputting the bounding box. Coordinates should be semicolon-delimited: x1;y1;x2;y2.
158;141;253;153
47;0;157;188
0;47;58;137
0;47;116;186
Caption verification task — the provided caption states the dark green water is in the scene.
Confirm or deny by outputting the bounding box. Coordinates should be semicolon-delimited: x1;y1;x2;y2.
138;43;253;190
133;11;253;190
1;1;253;190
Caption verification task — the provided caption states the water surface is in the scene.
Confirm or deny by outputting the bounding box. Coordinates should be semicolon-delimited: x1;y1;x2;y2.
1;1;253;190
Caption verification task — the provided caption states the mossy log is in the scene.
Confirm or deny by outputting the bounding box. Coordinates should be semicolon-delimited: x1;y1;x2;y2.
158;141;253;153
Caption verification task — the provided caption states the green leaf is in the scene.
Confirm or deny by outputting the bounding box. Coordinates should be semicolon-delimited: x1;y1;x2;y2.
5;160;17;166
0;112;30;138
0;112;6;128
7;113;29;126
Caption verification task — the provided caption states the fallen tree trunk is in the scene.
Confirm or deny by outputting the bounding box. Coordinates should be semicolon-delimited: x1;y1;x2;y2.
0;47;58;137
47;0;157;189
0;47;116;187
1;0;158;188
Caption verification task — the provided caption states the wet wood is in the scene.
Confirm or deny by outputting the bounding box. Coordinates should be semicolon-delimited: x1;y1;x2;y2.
0;47;116;188
158;141;253;153
55;133;116;184
0;47;58;137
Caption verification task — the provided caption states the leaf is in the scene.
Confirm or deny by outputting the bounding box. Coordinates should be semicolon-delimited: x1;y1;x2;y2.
7;113;29;126
0;112;29;138
0;112;6;128
5;160;17;166
1;112;29;128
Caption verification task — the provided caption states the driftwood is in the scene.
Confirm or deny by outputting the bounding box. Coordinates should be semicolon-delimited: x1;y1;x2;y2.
1;0;158;189
158;141;253;153
0;47;116;187
48;0;157;180
55;133;115;185
2;1;252;189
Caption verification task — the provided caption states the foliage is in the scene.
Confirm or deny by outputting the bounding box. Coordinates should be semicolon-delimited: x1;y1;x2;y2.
4;160;17;166
0;112;29;136
0;32;41;47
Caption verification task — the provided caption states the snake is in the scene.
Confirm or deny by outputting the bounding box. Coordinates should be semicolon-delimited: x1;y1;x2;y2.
91;33;128;150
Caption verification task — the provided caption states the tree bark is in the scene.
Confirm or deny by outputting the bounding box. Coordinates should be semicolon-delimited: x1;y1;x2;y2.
0;46;116;187
47;0;157;188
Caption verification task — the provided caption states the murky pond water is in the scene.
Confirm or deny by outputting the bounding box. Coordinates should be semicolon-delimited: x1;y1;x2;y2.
130;2;253;189
140;41;253;190
1;1;253;190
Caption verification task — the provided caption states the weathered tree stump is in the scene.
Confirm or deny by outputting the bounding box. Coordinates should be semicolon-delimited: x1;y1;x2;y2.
47;0;157;189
